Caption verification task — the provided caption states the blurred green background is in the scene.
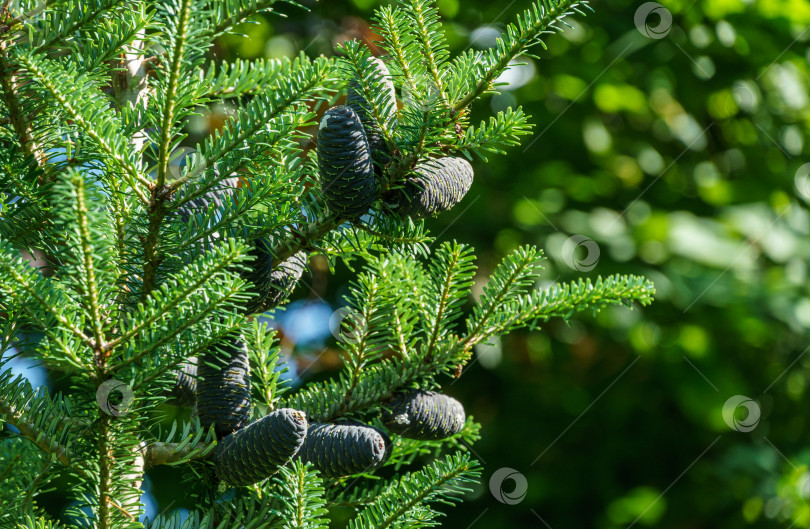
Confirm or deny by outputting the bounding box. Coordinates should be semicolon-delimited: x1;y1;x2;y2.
17;0;807;526
203;0;810;527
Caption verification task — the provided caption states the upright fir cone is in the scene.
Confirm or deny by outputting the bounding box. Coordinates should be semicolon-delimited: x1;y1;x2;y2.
173;175;240;223
240;236;275;314
260;250;307;311
317;106;377;218
167;357;197;407
215;408;308;487
297;422;389;478
345;56;397;170
394;157;473;218
197;337;251;438
382;389;466;440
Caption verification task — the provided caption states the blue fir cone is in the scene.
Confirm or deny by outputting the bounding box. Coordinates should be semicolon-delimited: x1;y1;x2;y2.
215;408;308;487
382;389;466;440
345;57;397;169
167;357;197;407
395;157;473;218
240;237;275;314
261;251;307;310
297;422;389;478
173;175;239;222
317;106;377;218
197;338;251;438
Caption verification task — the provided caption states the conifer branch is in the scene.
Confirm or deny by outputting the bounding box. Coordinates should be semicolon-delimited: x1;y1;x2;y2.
70;175;108;358
13;52;151;203
0;42;44;167
452;0;590;115
156;0;193;188
212;0;291;36
0;396;73;467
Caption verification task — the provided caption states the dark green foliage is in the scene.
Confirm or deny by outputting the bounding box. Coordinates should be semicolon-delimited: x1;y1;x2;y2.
214;408;308;487
197;337;251;438
345;56;397;168
316;105;377;218
167;357;197;407
393;157;474;218
297;422;389;478
383;389;465;440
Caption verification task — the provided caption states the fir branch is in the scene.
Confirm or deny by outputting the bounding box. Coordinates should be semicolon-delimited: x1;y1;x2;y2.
212;0;299;37
13;52;151;202
348;452;480;529
33;0;132;51
271;461;329;529
452;0;591;114
156;0;193;187
405;0;449;103
0;395;72;467
0;242;96;357
107;240;249;358
0;41;44;167
62;172;109;360
375;5;420;98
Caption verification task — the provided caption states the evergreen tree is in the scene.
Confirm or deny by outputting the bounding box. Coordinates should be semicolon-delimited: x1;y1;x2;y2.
0;0;655;527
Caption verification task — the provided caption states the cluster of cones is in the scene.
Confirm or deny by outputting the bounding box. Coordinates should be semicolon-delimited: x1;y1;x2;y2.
171;357;465;486
317;57;474;220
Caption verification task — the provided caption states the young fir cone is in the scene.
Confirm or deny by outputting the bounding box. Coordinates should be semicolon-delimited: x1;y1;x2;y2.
240;237;275;314
382;389;466;440
317;106;377;218
167;357;197;407
297;422;389;478
345;57;397;169
260;251;307;311
215;408;308;487
197;338;251;438
174;175;240;222
395;157;473;218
